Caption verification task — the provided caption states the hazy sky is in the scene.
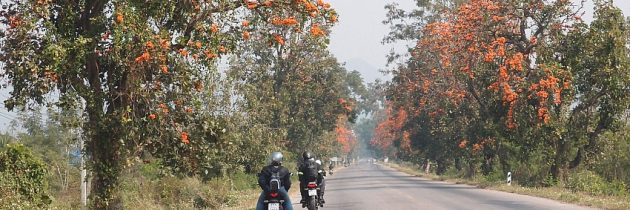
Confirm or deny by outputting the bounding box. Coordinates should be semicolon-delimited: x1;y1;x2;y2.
327;0;630;83
327;0;415;83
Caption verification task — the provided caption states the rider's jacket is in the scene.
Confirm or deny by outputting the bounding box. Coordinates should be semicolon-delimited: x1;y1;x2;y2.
297;160;324;183
258;165;292;192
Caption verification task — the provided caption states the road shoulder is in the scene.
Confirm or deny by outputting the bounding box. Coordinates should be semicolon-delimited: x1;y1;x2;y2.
382;162;629;210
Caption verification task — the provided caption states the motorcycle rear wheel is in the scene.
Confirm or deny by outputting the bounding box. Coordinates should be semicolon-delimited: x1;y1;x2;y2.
307;196;318;210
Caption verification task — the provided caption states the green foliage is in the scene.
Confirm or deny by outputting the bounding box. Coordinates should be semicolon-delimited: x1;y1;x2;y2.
557;1;630;172
480;169;506;183
0;144;51;208
590;128;630;189
3;108;86;209
566;170;627;196
228;171;259;191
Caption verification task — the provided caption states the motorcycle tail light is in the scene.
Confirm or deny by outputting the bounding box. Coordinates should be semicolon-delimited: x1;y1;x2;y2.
270;192;278;198
307;183;317;188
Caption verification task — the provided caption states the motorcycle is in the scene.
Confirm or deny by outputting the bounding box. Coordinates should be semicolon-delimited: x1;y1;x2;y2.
264;175;285;210
303;181;322;210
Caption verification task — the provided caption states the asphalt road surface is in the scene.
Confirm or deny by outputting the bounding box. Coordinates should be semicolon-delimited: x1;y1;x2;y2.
291;162;596;210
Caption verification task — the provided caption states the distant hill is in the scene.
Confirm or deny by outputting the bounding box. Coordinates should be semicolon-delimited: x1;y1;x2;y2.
343;58;389;83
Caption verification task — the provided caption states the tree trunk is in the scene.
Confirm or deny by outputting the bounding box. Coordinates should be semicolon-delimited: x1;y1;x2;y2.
481;154;494;176
496;140;510;176
84;55;124;209
89;128;123;209
454;157;462;171
551;137;569;180
436;159;447;175
465;159;475;178
79;10;126;204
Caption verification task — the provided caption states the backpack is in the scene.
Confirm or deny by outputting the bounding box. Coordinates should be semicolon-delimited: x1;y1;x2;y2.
302;161;318;181
269;168;281;191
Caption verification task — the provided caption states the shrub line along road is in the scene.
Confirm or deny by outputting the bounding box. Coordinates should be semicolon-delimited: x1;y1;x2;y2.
291;162;596;210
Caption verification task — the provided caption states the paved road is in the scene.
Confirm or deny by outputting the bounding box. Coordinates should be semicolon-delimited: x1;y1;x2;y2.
291;163;596;210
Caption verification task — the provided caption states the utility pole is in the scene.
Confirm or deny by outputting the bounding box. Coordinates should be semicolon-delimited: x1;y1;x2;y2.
80;132;87;206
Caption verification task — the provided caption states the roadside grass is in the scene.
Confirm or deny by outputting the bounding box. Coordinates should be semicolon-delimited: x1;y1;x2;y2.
383;162;630;210
119;171;261;210
50;161;341;210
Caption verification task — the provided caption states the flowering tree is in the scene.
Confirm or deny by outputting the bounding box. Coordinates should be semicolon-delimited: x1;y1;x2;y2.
379;0;629;181
335;116;357;154
370;104;406;158
0;0;336;208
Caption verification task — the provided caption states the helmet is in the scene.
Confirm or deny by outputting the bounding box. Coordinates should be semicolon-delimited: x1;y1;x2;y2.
270;152;283;166
302;151;312;160
315;159;321;165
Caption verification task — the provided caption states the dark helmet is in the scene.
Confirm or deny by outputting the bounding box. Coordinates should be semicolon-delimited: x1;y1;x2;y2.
302;151;313;160
270;152;283;166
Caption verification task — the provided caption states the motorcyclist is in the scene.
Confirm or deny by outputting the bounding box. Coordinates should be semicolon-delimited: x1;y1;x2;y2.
315;159;326;204
298;151;325;205
328;160;334;174
256;152;293;210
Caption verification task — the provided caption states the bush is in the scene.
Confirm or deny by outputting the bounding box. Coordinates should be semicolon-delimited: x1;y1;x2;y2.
483;169;507;183
229;171;259;191
566;170;627;196
120;162;261;209
510;154;553;187
0;144;51;208
604;180;628;196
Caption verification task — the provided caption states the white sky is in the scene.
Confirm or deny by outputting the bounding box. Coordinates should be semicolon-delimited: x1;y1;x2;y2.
327;0;415;83
1;0;630;131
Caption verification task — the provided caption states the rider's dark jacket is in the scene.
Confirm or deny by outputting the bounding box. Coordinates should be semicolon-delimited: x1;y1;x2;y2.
298;160;324;183
258;165;292;193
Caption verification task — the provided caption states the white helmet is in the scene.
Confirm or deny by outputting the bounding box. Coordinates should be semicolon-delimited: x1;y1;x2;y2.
270;152;283;166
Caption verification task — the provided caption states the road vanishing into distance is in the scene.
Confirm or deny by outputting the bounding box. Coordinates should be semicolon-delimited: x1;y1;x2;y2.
291;162;596;210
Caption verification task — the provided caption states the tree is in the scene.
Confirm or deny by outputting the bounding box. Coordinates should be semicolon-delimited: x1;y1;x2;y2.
0;0;336;208
12;108;81;193
335;116;357;154
555;0;630;175
224;11;362;161
381;0;580;178
350;80;387;158
378;0;630;184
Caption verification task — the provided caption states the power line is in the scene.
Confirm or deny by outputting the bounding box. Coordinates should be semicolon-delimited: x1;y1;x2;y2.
0;113;13;121
0;110;17;119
